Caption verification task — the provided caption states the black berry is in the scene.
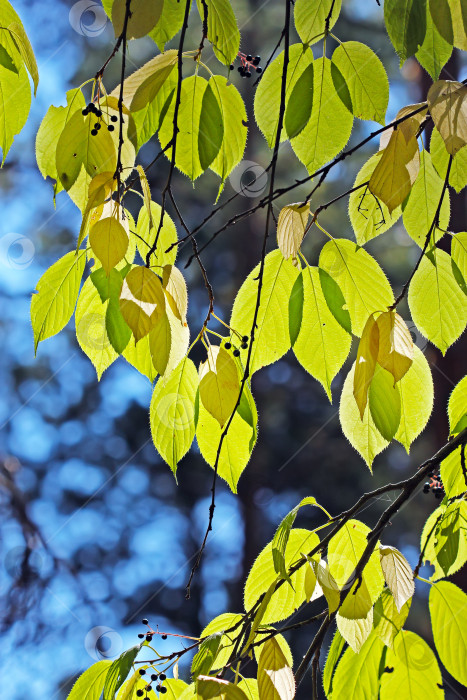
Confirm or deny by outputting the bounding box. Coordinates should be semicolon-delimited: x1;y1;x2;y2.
82;108;88;116
151;674;158;681
142;619;148;624
156;685;162;692
96;109;102;117
242;336;248;342
161;634;167;640
138;633;144;639
136;691;143;698
241;342;248;349
161;689;167;694
230;63;234;70
225;342;232;349
159;673;166;681
256;67;263;74
139;668;146;675
253;56;261;65
146;634;153;641
245;71;251;78
91;129;98;136
237;66;242;73
111;114;118;122
233;349;240;357
423;483;430;493
246;54;252;61
108;124;115;131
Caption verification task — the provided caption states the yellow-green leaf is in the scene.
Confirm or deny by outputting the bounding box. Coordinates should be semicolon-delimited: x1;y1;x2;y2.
150;357;198;476
136;200;178;269
112;0;163;39
294;0;341;45
129;50;178;112
368;366;401;442
380;631;443;699
119;266;165;342
440;446;467;498
196;0;240;65
277;203;309;262
197;676;248;700
230;250;299;374
395;346;433;452
89;216;129;275
376;311;413;383
293;265;352;400
408;247;467;354
199;346;240;427
354;315;379;419
379;545;415;612
451;232;467;293
257;638;295;700
431;126;467;193
319;239;394;336
331;632;385;700
429;581;467;687
336;609;373;654
76;277;119;379
448;375;467;435
373;589;411;648
369;129;418;213
31;250;86;352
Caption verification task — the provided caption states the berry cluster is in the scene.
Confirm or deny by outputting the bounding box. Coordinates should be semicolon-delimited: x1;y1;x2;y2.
135;619;169;697
225;335;249;356
82;101;119;136
423;473;444;498
230;53;262;78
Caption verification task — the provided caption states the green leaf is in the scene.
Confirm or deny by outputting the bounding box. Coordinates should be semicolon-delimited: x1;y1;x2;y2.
394;346;433;452
112;0;163;39
429;0;454;43
0;56;30;163
128;50;178;113
402;150;450;247
230;250;299;374
368;128;418;214
200;613;243;671
376;311;414;384
198;80;223;171
380;631;443;699
384;0;428;63
354;314;380;420
149;1;186;51
237;680;259;700
159;74;210;180
448;375;467;435
429;581;467;687
150;357;198;476
5;19;39;94
197;676;249;700
285;62;314;140
207;75;247;194
149;302;189;379
293;265;352;400
244;529;319;625
431;128;467;193
451;232;467;296
90;216;129;275
103;644;142;700
291;57;353;175
66;661;112;700
271;497;320;581
336;609;374;653
196;0;240;65
368;367;401;442
196;399;256;493
254;43;313;148
119;267;165;342
332;42;388;124
416;1;453;80
373;589;411;648
340;362;390;469
328;519;385;615
123;333;156;382
332;632;385;700
192;634;223;679
319;239;394;337
408;247;467;354
288;273;304;345
257;638;295;700
56;108;116;191
294;0;342;45
199;346;240;427
379;546;415;612
447;0;467;49
322;630;346;697
136;200;178;269
421;501;467;579
31;250;86;352
440;446;467;498
318;269;351;334
349;153;402;245
76;277;119;379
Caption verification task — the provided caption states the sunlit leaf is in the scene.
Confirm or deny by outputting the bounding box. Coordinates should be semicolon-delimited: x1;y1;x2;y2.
112;0;163;39
427;79;467;155
354;315;379;419
394;346;433;452
448;375;467;435
119;266;165;342
136;200;178;269
373;589;411;648
294;0;342;45
429;581;467;687
196;0;240;65
257;638;295;700
332;632;385;700
66;660;111;700
199;346;240;427
368;367;401;442
384;0;427;63
376;311;413;383
276;203;309;262
379;546;415;612
336;608;374;654
380;631;443;699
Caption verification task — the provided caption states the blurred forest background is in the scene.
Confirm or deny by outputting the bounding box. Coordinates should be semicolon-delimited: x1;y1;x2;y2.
0;1;466;697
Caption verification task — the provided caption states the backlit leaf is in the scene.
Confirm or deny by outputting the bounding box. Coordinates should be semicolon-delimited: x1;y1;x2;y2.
150;357;198;476
291;57;353;175
196;0;240;65
373;589;411;648
129;50;178;112
448;375;467;435
0;56;30;163
31;250;86;352
384;0;427;63
427;79;467;155
380;631;443;700
408;247;467;354
451;233;467;293
89;216;129;275
293;265;352;400
416;1;453;80
149;1;186;51
119;266;165;342
319;239;394;337
331;632;385;700
66;661;111;700
376;311;414;383
440;446;467;498
322;630;345;697
336;609;373;654
294;0;342;45
136;200;178;269
368;367;401;442
199;346;240;427
258;638;295;700
276;203;309;262
332;41;389;124
112;0;163;39
421;501;467;580
197;676;248;700
369;129;418;213
76;277;118;379
163;264;188;322
394;346;433;452
429;581;467;687
354;315;379;419
379;546;415;612
103;644;142;700
447;0;467;49
230;250;299;374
